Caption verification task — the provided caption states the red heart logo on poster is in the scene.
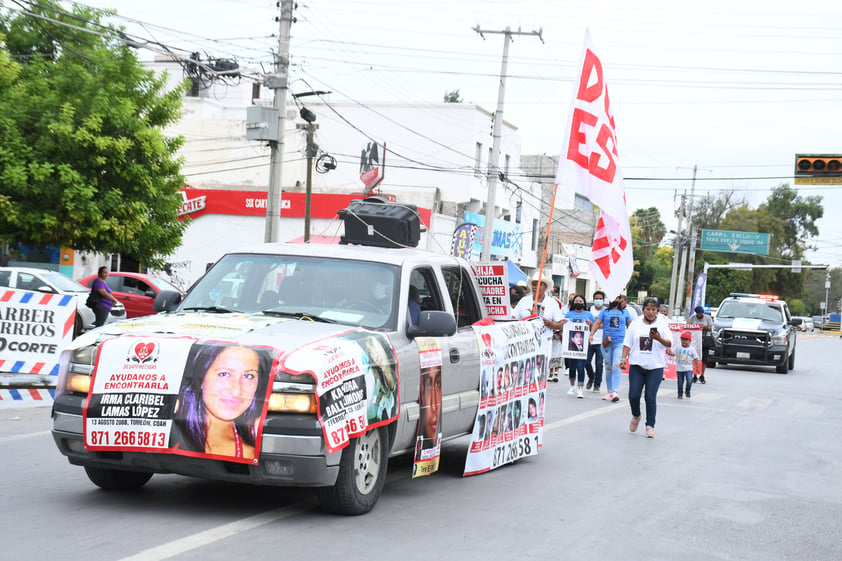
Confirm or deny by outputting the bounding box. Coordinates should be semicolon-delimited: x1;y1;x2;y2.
134;341;156;362
481;332;492;349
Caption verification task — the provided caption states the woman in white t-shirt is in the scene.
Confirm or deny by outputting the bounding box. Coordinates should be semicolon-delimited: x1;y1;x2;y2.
619;297;672;438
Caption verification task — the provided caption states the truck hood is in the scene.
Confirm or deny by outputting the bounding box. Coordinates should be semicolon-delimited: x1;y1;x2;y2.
715;317;785;332
70;312;360;351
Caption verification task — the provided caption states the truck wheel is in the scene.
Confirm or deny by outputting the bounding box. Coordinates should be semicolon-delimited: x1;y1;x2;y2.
776;357;789;374
787;349;795;370
73;313;84;338
84;466;152;490
317;427;388;515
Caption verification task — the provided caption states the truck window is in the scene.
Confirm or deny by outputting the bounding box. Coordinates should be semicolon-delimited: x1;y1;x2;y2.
408;267;444;319
442;267;482;328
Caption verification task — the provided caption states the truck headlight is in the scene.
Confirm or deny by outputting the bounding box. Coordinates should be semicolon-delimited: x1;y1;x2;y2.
268;373;317;413
63;345;98;394
771;332;787;346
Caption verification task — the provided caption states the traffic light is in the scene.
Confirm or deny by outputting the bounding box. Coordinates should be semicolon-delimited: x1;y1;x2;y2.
795;154;842;176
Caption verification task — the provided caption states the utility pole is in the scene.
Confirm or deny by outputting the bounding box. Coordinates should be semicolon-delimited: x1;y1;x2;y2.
296;118;318;242
667;192;685;315
264;0;293;243
474;26;543;262
683;165;699;313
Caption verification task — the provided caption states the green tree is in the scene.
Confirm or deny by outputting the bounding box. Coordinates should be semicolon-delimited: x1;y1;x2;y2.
0;1;187;268
627;207;666;296
443;89;462;103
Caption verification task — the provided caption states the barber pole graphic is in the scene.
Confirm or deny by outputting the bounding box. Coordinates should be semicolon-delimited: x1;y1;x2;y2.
557;31;633;299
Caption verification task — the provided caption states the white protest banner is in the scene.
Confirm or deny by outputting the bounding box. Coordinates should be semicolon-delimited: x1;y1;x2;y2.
0;288;75;378
281;329;399;455
465;318;549;476
84;337;275;464
557;31;633;299
471;263;511;320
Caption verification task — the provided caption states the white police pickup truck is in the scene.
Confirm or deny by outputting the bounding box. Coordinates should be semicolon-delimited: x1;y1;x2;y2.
51;201;545;514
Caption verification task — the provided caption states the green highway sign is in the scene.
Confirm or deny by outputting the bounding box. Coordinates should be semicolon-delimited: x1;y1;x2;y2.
700;229;770;255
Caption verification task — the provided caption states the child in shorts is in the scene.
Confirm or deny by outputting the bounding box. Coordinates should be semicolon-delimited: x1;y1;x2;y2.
671;331;698;399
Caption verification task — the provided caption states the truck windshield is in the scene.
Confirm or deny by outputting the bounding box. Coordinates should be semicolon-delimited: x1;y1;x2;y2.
180;253;399;330
718;301;783;322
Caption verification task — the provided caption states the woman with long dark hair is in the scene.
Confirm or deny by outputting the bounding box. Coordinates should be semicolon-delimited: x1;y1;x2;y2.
171;342;272;459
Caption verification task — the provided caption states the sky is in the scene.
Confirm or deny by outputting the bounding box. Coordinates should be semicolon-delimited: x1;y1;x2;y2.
41;0;842;267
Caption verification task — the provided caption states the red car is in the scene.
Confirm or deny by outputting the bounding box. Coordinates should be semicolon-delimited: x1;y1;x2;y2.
80;272;183;319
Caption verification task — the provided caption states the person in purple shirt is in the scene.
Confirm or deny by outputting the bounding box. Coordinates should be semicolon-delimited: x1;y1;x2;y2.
91;266;120;326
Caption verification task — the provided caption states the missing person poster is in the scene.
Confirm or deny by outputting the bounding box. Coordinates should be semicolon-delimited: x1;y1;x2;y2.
561;322;590;359
281;329;399;455
465;317;549;476
84;337;275;464
413;337;443;478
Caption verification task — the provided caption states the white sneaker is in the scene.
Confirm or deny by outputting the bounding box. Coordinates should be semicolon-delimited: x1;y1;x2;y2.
577;388;584;398
567;386;576;396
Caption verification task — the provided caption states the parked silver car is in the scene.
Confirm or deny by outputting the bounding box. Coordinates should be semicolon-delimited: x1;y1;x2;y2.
0;267;125;336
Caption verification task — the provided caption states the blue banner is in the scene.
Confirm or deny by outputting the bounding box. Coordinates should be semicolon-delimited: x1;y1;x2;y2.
463;212;523;260
691;272;707;311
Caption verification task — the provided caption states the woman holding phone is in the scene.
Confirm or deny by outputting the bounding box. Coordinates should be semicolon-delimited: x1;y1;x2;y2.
618;297;672;438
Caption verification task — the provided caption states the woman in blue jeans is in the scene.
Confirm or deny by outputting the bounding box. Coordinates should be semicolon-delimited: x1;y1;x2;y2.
590;298;632;402
619;297;672;438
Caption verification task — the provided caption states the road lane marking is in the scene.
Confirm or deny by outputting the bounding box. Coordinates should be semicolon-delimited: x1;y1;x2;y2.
116;501;316;561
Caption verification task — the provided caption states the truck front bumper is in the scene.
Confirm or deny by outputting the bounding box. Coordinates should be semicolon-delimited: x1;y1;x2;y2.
51;394;340;487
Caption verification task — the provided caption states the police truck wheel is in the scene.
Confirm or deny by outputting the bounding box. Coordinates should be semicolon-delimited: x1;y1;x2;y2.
84;466;153;490
787;349;795;370
776;357;789;374
317;427;388;515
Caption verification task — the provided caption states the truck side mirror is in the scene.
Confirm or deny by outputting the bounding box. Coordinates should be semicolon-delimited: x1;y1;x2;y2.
407;310;457;338
153;290;183;313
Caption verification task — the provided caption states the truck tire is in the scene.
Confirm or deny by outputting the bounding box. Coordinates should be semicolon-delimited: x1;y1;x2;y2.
73;313;84;339
84;466;152;490
776;357;789;374
788;349;795;370
317;427;388;515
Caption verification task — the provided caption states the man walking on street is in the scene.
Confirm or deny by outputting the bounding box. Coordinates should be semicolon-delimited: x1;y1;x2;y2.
688;306;713;383
586;290;607;392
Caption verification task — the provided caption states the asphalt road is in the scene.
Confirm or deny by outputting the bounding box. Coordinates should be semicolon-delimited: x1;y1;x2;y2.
2;333;840;561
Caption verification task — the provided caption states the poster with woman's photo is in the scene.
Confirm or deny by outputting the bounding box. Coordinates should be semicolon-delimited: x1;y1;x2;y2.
84;336;275;465
280;328;399;454
465;318;549;476
413;337;443;478
561;322;590;359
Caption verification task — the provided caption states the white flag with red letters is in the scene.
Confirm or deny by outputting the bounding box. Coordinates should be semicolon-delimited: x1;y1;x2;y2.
556;31;632;299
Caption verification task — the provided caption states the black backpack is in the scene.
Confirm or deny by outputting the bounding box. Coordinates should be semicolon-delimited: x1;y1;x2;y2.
85;287;101;309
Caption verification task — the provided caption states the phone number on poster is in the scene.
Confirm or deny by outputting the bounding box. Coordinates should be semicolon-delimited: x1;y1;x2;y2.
492;435;538;468
88;430;167;447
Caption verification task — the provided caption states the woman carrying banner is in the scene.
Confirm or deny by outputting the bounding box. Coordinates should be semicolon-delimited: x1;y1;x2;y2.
619;297;672;438
512;270;564;381
171;343;272;459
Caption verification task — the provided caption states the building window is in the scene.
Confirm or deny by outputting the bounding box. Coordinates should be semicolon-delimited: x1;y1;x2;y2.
504;154;510;179
252;82;261;100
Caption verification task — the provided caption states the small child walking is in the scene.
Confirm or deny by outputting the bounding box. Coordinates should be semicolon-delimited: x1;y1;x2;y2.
670;331;698;399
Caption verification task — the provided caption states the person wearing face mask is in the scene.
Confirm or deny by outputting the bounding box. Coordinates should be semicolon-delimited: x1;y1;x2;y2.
585;290;607;392
562;294;594;398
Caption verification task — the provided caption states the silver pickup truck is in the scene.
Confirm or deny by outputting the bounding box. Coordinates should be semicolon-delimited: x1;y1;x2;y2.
52;242;494;514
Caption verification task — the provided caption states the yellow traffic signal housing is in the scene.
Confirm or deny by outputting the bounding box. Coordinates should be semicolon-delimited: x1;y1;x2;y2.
795;154;842;176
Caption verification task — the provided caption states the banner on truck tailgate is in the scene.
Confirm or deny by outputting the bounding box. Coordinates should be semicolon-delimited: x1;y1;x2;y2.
83;337;275;464
0;289;74;377
465;317;549;476
280;329;398;454
470;263;511;320
412;337;443;478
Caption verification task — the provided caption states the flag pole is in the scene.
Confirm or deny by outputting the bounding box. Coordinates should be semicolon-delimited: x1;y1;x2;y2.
533;184;559;316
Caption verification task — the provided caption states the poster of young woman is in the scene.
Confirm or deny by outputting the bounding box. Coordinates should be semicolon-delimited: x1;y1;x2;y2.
280;329;399;455
83;336;275;464
413;337;443;478
464;317;549;476
561;322;590;359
